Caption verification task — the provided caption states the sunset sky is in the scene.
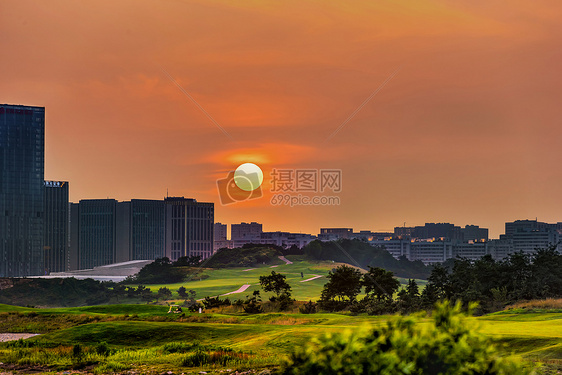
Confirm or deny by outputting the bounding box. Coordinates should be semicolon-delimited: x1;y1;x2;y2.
2;0;561;238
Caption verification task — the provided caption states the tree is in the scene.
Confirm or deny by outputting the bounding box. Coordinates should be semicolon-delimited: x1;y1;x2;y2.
157;287;172;301
174;256;202;267
397;279;421;313
137;285;154;303
362;267;400;301
112;284;126;302
319;265;362;311
420;282;439;309
531;246;562;298
132;257;185;284
259;271;292;299
243;290;263;314
178;286;188;299
427;263;451;300
181;289;200;312
126;286;137;299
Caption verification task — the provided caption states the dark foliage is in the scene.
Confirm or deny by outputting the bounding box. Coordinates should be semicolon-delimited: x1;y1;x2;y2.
0;277;115;307
173;256;202;267
303;239;430;279
299;300;318;314
201;296;231;309
363;266;401;301
243;290;264;314
260;271;292;298
423;244;562;312
128;257;186;284
282;244;305;256
157;287;172;301
318;265;363;311
205;246;283;268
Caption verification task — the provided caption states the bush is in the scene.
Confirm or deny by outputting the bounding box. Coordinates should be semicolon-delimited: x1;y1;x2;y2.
299;300;317;314
95;341;111;357
72;344;82;358
243;291;263;314
281;301;531;375
201;296;231;309
277;293;294;311
163;342;202;354
181;350;210;367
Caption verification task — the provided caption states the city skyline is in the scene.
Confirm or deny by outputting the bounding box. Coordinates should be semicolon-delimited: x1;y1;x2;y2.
2;1;562;238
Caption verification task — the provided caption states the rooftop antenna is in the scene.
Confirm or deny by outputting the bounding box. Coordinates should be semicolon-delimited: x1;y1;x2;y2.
167;188;169;198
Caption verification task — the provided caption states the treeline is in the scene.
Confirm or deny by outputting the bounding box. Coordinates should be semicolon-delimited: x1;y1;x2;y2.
126;256;202;284
204;245;283;268
314;265;426;314
314;245;562;315
0;278;125;307
303;239;430;279
424;245;562;312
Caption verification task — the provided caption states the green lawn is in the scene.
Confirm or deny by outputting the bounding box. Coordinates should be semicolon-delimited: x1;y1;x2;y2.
1;302;561;373
138;258;427;302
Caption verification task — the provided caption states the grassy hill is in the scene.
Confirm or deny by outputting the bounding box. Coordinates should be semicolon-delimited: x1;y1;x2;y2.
0;256;427;308
140;256;427;302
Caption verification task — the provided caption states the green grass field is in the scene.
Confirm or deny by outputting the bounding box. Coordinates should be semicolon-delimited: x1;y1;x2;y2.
0;259;558;374
1;302;561;374
140;257;427;302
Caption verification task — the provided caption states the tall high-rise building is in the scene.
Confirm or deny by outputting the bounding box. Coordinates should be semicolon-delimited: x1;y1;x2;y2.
165;197;214;261
44;181;69;273
69;197;214;269
77;199;117;269
127;199;166;261
0;104;45;277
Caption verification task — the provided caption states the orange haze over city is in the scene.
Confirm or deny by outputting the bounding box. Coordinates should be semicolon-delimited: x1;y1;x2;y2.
2;0;561;238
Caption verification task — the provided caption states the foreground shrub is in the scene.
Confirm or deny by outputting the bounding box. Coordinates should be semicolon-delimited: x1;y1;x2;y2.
281;301;532;375
299;300;317;314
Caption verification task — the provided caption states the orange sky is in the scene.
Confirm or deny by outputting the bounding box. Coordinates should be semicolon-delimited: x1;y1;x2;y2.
2;0;562;238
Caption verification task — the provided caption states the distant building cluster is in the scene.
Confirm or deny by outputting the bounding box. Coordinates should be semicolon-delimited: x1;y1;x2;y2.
2;103;561;277
214;220;561;265
213;222;316;250
322;221;561;264
0;104;214;277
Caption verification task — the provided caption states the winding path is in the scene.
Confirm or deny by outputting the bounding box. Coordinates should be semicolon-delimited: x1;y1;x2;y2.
197;284;251;301
278;256;293;265
300;275;323;283
0;333;39;342
220;284;251;296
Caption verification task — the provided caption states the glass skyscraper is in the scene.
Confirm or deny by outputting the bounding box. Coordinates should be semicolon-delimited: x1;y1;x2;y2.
0;104;45;277
69;198;213;269
78;199;117;269
129;199;166;260
44;181;69;273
